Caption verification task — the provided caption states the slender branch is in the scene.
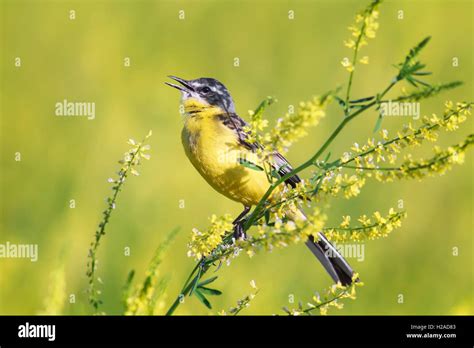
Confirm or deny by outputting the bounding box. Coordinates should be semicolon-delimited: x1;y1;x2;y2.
87;142;143;312
165;262;201;316
303;290;348;314
342;164;400;171
344;22;367;115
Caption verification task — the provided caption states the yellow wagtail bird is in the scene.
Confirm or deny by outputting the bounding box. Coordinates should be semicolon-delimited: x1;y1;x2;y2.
166;76;355;285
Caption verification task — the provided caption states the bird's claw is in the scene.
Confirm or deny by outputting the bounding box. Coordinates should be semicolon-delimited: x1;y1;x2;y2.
233;221;247;240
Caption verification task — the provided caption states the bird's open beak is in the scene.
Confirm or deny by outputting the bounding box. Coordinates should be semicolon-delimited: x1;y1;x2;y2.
165;75;194;92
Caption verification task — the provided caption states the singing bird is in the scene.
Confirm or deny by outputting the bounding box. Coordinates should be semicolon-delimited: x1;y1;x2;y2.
166;76;355;285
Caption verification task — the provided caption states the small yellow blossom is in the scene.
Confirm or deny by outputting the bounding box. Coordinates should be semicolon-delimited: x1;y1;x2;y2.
358;215;371;226
221;282;259;315
344;39;356;49
340;215;351;228
341;58;355;72
359;56;369;64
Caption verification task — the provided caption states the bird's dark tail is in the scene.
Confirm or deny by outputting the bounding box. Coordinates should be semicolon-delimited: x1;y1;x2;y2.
285;206;355;286
305;233;355;286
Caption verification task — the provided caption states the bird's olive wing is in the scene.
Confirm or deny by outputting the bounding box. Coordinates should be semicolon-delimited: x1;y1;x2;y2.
218;112;301;188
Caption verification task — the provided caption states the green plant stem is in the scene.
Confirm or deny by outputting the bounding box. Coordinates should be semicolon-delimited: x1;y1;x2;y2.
303;290;348;314
344;23;367;115
165;262;202;316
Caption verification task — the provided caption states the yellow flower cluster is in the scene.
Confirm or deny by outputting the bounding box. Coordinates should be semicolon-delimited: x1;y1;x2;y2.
398;135;473;179
39;267;66;315
336;102;472;182
269;102;470;207
323;208;406;243
285;273;363;316
341;0;381;72
218;280;259;315
118;130;153;177
318;171;367;200
435;100;470;131
244;97;274;146
265;95;331;154
124;275;165;315
187;214;234;260
125;229;178;315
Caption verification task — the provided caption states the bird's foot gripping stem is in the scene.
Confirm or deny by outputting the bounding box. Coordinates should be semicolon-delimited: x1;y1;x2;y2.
232;220;247;240
232;206;251;241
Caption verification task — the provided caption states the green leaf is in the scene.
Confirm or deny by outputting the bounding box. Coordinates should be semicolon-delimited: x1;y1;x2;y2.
373;114;384;133
334;96;346;108
189;266;202;296
238;158;264;171
270;167;281;179
122;270;135;305
264;210;271;225
412;71;432;76
395;81;463;102
310;175;325;197
194;289;212;309
321;152;332;168
147;227;180;274
197;286;222;296
411;77;431;87
252;96;276;121
396;37;432;82
406;36;431;63
197;276;218;287
406;76;418;88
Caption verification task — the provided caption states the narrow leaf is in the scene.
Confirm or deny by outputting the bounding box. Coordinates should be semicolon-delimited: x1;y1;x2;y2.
252;96;276;120
373;114;384;133
189;266;202;296
194;289;212;309
412;71;432;76
197;276;218;287
197;286;222;296
238;158;264;171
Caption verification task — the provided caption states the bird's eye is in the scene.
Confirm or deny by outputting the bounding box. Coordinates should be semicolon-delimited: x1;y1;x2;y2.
201;86;211;94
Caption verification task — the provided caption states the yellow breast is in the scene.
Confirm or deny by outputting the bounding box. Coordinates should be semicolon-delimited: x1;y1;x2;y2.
181;102;273;206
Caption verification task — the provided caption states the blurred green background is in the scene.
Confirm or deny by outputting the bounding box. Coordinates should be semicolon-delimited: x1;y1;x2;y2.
1;0;472;315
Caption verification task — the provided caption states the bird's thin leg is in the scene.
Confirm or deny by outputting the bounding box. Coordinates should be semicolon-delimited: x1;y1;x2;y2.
233;206;251;224
233;206;251;240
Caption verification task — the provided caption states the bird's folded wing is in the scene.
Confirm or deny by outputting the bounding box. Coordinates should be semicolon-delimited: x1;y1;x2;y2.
218;112;302;188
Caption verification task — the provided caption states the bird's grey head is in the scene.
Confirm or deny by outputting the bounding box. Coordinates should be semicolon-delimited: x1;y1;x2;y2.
165;76;236;113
